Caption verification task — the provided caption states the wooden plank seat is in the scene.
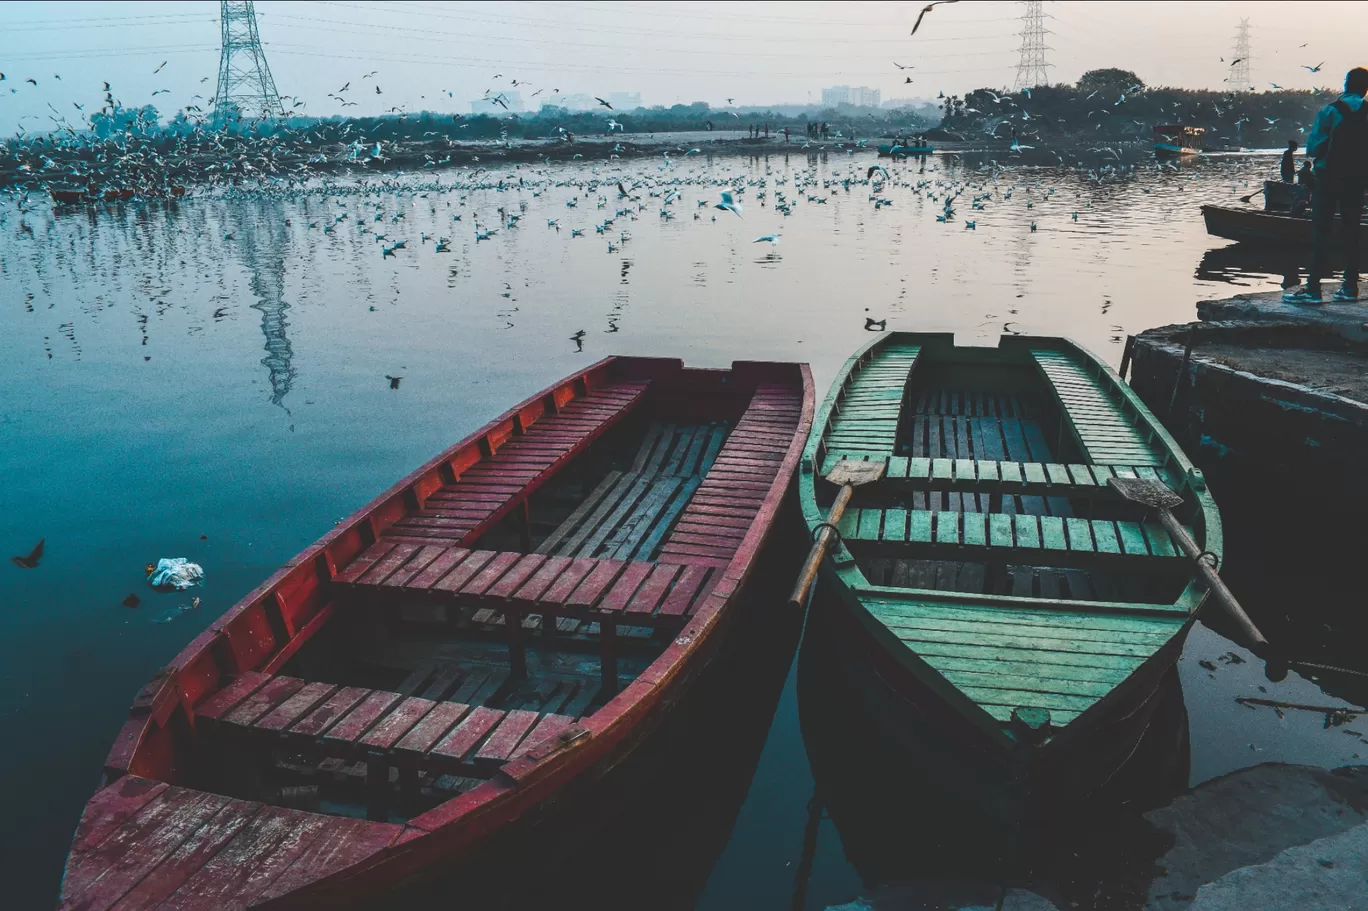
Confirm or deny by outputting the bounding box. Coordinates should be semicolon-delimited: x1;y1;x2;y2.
836;508;1188;573
823;345;921;453
820;453;1176;498
658;383;807;567
1030;349;1163;466
196;672;581;818
384;381;650;545
536;421;727;561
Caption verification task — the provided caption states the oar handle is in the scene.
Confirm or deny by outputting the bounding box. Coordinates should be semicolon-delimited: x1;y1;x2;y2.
789;484;855;608
1158;509;1269;651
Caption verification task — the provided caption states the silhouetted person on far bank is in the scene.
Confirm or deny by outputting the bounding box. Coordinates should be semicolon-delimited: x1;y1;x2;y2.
1284;67;1367;305
1281;139;1298;182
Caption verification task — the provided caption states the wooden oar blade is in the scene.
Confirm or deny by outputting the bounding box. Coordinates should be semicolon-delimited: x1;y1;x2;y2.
1107;476;1183;510
825;460;886;487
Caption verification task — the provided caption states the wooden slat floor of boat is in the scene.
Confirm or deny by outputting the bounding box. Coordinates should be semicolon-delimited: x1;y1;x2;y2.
863;597;1187;727
536;422;725;562
658;383;806;567
58;776;401;911
380;381;650;546
1029;349;1162;466
825;345;921;455
195;672;582;775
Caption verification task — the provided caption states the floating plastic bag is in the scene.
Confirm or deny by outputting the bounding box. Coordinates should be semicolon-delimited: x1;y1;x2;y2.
147;558;204;591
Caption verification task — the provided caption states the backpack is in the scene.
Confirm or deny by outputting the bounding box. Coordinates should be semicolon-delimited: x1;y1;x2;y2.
1326;100;1368;182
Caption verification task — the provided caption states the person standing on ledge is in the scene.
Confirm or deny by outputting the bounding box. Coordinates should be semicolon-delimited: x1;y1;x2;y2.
1281;139;1298;182
1284;67;1367;305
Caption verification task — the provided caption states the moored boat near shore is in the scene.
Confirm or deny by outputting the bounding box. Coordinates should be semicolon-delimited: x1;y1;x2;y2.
60;355;812;909
1202;203;1368;250
797;333;1219;813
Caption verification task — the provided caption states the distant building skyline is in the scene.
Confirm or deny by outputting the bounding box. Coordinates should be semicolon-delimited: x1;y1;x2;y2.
821;85;881;108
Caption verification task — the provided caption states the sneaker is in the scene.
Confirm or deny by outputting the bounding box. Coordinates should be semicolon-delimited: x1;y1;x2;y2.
1332;286;1360;303
1282;287;1323;305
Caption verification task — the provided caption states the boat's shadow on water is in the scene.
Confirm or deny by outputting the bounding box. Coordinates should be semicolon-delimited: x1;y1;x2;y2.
395;517;810;910
795;595;1191;911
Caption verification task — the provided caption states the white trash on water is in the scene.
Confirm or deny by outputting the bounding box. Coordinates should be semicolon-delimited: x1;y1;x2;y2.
147;558;204;591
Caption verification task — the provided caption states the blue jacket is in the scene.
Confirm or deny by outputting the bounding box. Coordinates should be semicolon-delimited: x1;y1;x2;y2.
1306;93;1365;174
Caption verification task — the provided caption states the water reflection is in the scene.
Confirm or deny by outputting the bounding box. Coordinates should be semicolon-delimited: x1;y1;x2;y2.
233;201;298;413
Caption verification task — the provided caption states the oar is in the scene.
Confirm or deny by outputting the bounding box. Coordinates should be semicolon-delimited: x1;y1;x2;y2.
1238;186;1265;204
790;460;886;607
1107;477;1268;651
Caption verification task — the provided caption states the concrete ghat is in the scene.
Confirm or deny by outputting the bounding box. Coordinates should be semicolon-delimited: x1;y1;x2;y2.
1196;289;1368;345
1143;763;1368;910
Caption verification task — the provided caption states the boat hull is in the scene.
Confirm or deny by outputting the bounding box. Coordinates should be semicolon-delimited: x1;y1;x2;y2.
60;356;814;910
811;559;1192;820
1202;203;1368;250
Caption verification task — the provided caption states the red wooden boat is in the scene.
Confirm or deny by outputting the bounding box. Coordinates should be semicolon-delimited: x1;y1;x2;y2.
60;356;813;909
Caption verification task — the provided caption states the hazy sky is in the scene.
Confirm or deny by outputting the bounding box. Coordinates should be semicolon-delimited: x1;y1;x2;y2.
2;1;1365;135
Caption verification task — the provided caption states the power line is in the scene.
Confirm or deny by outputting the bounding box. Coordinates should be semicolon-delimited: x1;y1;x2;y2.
1013;0;1052;91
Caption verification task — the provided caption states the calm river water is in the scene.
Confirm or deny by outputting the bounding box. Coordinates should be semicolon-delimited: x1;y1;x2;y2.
3;149;1363;908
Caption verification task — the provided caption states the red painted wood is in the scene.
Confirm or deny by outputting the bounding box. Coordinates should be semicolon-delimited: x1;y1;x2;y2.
394;702;470;756
194;672;269;721
358;697;436;749
510;714;575;760
334;542;395;584
511;555;573;602
322;690;403;744
473;709;540;764
431;550;497;592
356;542;420;585
153;806;331;910
565;560;628;608
458;551;522;596
221;676;306;728
261;602;335;676
405;547;470;590
658;564;714;617
539;558;598;605
483;554;547;599
429;706;505;762
625;563;681;615
60;790;231;909
289;686;370;737
381;544;447;588
254;682;338;732
68;777;169;855
597;562;655;614
100;798;263;911
249;818;401;905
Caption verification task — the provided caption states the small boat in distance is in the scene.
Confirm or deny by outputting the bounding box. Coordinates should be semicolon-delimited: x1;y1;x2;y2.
879;143;934;157
1153;124;1204;158
1202;203;1368;250
60;356;812;909
797;333;1222;813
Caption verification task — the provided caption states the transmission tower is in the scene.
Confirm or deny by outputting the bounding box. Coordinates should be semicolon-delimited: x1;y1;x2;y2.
214;1;284;120
1229;19;1252;91
1013;1;1052;91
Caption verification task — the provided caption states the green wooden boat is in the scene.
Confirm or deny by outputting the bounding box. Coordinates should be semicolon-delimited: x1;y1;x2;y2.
798;333;1216;804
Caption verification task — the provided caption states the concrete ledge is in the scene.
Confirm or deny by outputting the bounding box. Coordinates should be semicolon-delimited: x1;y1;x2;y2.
1188;821;1368;910
1197;289;1368;345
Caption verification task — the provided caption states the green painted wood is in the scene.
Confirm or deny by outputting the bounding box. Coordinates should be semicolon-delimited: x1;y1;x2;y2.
1143;522;1177;557
1065;518;1094;552
887;456;910;479
954;685;1097;714
877;613;1175;646
932;458;953;480
892;625;1162;658
990;513;1014;547
858;509;883;540
963;513;987;547
882;509;908;541
954;458;975;480
912;654;1133;685
1024;463;1047;485
1001;462;1023;484
979;704;1082;724
909;457;931;479
978;460;1000;482
866;600;1186;633
1014;514;1041;549
897;639;1145;672
1117;521;1148;555
1092;520;1122;554
907;511;933;543
935;511;960;545
1046;464;1071;486
1040;516;1068;550
939;669;1117;699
